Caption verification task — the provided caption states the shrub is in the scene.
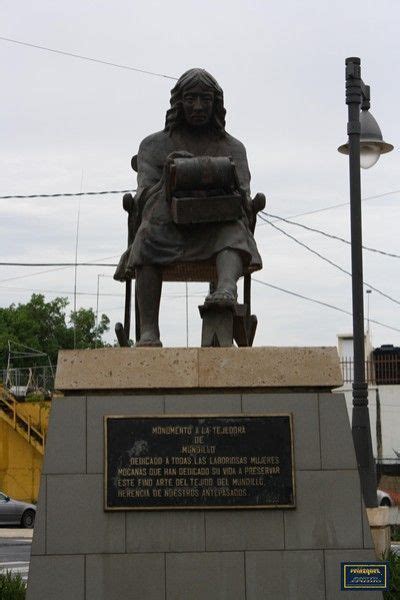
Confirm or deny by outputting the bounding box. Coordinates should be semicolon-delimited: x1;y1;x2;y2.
383;549;400;599
0;571;26;599
391;525;400;542
25;392;46;403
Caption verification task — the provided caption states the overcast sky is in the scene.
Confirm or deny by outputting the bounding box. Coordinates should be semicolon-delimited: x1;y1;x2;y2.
1;0;399;350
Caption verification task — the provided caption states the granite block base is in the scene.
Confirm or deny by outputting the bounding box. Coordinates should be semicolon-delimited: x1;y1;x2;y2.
27;348;381;600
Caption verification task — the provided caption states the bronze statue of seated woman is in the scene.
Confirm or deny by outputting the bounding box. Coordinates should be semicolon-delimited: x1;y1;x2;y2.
114;68;264;347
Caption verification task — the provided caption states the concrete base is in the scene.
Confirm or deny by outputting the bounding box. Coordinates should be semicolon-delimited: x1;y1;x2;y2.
367;507;394;557
27;348;382;600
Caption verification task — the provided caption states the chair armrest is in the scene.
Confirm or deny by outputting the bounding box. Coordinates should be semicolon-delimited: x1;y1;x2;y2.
252;192;266;215
249;193;266;232
123;192;135;213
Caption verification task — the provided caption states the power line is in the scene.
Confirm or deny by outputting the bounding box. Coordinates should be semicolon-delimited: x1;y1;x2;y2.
259;214;400;308
0;256;120;283
1;185;400;311
252;278;400;333
0;196;397;269
0;283;205;299
0;262;117;267
2;187;399;263
256;189;400;225
1;220;399;310
2;184;400;259
0;285;121;297
1;187;399;208
0;189;135;200
0;36;178;81
261;211;400;259
277;190;400;221
1;274;399;333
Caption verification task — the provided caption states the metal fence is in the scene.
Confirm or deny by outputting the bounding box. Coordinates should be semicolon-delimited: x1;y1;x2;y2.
376;458;400;478
0;365;55;395
340;356;400;385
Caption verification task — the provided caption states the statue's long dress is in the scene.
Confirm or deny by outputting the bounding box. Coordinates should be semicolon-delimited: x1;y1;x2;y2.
114;128;262;282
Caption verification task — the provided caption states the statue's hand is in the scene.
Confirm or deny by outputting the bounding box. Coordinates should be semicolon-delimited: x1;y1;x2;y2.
162;152;194;197
164;151;194;168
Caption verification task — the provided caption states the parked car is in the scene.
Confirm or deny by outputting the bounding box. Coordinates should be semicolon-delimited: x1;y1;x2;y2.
0;491;36;527
377;489;394;507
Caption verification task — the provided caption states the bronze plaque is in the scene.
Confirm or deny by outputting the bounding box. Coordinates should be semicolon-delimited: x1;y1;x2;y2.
104;415;295;510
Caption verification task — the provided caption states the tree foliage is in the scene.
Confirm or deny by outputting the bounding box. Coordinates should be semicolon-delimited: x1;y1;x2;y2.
0;294;110;368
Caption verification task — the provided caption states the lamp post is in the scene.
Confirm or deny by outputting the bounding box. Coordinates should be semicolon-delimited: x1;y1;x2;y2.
95;274;107;348
366;289;372;334
338;57;393;507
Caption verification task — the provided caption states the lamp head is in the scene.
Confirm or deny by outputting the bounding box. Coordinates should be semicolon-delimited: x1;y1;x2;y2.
338;109;394;169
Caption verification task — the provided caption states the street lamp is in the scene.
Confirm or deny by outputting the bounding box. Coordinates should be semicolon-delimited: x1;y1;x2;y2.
339;93;393;169
338;57;393;507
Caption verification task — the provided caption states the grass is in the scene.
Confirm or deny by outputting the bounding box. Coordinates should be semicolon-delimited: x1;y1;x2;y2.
0;571;26;599
383;549;400;599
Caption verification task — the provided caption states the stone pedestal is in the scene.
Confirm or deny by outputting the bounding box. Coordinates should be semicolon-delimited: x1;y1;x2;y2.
367;507;394;557
27;347;382;600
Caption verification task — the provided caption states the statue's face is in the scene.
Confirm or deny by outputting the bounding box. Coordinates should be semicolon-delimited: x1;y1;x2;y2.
182;84;214;128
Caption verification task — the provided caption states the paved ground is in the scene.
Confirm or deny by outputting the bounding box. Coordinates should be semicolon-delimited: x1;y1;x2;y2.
0;527;33;539
0;528;32;582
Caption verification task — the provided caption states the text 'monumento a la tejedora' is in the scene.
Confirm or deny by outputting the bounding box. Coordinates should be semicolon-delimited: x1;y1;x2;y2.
105;415;295;510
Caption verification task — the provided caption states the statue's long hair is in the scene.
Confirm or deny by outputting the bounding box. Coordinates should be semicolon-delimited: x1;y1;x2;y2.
164;68;226;136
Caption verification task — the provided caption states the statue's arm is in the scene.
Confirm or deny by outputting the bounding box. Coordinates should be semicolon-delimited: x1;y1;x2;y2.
137;133;166;188
123;134;166;243
228;139;253;218
229;137;266;229
229;138;251;196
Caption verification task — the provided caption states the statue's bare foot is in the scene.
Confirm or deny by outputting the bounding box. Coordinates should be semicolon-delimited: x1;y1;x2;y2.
135;332;162;347
204;289;237;308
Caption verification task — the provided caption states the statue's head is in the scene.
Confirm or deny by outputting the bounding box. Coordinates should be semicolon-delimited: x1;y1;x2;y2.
165;68;226;135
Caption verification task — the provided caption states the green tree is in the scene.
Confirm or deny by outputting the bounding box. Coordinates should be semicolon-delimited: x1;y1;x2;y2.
69;307;110;350
0;294;110;368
